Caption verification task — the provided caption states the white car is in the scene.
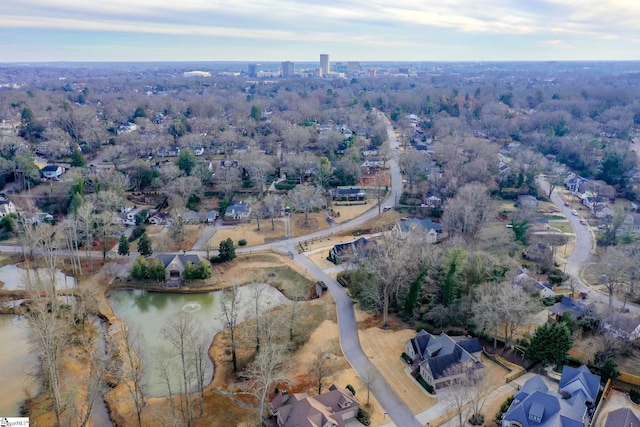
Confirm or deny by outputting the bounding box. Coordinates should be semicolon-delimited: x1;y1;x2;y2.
571;210;578;216
383;206;392;212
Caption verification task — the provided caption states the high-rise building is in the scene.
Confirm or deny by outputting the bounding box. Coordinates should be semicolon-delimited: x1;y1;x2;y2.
320;54;330;75
281;61;294;77
248;63;259;77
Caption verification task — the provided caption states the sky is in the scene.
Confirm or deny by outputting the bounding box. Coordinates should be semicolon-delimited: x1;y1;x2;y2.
1;0;639;63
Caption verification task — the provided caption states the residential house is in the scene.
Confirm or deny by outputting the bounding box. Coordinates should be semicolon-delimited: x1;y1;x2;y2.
148;212;171;225
517;195;539;209
182;210;203;224
41;165;63;179
23;212;54;225
153;254;204;285
603;313;640;341
116;122;138;135
501;365;600;427
405;330;484;390
619;213;640;235
548;296;591;322
581;195;606;211
194;146;205;156
121;211;137;226
512;272;556;298
564;172;590;193
157;146;180;157
206;210;219;224
360;158;381;175
523;242;550;263
604;408;640;427
328;237;369;264
393;217;441;243
0;198;16;218
424;195;442;207
224;201;251;222
270;385;359;427
332;187;365;201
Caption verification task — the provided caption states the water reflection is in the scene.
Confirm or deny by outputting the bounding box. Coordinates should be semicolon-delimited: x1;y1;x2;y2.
0;315;39;416
108;284;288;396
0;264;76;291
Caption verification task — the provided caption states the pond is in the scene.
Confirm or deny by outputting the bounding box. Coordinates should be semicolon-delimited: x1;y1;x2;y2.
0;315;40;416
108;283;289;396
0;264;76;291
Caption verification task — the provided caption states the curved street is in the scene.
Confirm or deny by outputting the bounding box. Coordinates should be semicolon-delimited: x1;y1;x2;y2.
537;176;639;315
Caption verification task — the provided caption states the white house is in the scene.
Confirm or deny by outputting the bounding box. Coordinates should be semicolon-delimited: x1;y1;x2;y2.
41;165;63;179
0;199;16;217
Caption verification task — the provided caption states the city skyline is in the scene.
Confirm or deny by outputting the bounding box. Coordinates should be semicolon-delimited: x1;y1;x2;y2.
1;0;639;62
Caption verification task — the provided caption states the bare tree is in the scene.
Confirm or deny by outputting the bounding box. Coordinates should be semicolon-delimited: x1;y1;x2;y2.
598;246;632;308
213;165;241;199
443;363;488;427
238;343;291;426
283;152;318;184
310;342;336;394
118;322;147;427
261;193;283;230
399;147;426;194
240;151;275;194
220;283;240;372
472;282;539;348
442;183;496;241
288;184;326;227
161;313;208;426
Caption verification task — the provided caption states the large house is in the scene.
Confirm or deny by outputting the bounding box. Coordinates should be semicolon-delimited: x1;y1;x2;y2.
153;254;203;285
223;201;251;222
405;331;484;390
328;237;369;264
393;217;441;243
501;365;600;427
270;385;359;427
332;187;365;201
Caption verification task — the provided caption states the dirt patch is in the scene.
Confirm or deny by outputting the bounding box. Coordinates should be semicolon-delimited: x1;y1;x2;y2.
210;221;286;248
331;201;378;224
291;212;331;237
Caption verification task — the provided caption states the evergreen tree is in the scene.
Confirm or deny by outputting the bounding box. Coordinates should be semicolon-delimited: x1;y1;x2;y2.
526;322;572;367
130;256;148;280
117;234;130;256
177;149;196;176
219;237;236;262
70;146;86;168
138;233;153;256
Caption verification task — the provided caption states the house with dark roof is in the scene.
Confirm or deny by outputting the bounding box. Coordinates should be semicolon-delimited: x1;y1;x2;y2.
332;187;365;201
548;296;591;321
41;164;63;179
405;331;484;390
501;365;600;427
153;254;203;285
518;195;539;209
604;408;640;427
223;201;251;223
270;385;359;427
603;312;640;341
328;237;369;264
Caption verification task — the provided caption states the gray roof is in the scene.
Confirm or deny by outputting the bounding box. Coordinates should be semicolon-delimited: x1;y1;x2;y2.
410;331;483;379
605;408;640;427
154;254;202;269
398;217;442;233
549;296;590;319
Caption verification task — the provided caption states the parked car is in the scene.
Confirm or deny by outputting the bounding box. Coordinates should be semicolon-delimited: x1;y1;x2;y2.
580;219;587;225
564;202;570;207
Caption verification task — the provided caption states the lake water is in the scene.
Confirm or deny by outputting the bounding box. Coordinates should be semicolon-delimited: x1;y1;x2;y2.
0;264;76;291
0;315;40;416
107;283;289;396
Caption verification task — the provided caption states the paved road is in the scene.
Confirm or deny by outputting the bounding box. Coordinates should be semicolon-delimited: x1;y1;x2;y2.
537;176;639;315
0;113;418;426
